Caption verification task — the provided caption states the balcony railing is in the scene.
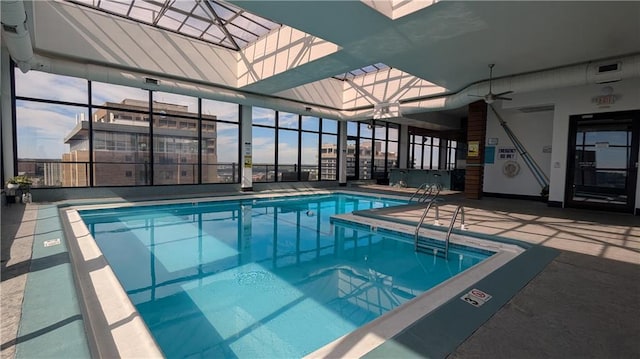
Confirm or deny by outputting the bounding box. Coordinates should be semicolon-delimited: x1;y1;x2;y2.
15;159;239;187
252;163;330;183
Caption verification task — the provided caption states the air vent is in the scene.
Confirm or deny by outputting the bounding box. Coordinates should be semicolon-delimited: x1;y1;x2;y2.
2;24;18;34
145;77;159;85
598;63;619;73
593;61;622;84
518;105;555;113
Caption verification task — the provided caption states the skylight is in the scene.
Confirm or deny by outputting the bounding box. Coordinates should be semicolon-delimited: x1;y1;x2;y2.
66;0;282;50
334;63;391;80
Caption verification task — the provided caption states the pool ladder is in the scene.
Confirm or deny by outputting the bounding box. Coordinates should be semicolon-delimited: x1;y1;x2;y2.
415;204;466;260
409;183;442;203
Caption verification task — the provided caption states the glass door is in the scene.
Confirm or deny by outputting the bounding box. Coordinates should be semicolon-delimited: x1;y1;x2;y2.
566;111;639;212
346;137;359;180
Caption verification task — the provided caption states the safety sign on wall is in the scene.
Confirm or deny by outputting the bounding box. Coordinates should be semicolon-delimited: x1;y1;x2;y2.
467;141;480;157
497;147;516;160
460;288;493;307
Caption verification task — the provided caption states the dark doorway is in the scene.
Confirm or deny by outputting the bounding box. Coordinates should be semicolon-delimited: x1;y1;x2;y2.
565;110;639;212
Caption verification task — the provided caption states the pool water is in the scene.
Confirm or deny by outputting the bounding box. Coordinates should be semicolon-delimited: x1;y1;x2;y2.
80;194;491;358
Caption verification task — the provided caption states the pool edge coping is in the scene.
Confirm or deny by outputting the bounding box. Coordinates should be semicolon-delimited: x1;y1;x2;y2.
56;189;540;358
55;189;407;357
305;214;526;358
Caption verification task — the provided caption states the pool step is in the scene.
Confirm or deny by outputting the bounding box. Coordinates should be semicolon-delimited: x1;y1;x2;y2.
415;237;447;258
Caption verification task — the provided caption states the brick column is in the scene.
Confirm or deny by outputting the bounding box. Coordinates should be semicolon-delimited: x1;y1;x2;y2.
465;101;487;199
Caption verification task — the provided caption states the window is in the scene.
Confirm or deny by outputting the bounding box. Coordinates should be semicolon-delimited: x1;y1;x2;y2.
409;133;456;170
278;112;299;130
252;107;277;182
301;132;319;181
199;102;238;184
321;134;338;180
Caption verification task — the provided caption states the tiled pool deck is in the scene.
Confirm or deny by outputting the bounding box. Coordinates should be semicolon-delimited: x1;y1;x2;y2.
2;186;639;358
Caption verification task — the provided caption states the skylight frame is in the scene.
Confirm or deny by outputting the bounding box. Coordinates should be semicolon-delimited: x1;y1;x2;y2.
65;0;282;51
333;63;391;81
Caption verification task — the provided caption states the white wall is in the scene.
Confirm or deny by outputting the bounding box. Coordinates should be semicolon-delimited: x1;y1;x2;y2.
483;104;553;197
501;77;640;208
1;48;13;181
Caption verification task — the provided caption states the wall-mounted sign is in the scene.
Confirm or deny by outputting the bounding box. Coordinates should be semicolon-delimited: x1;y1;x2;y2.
485;146;495;164
592;94;618;106
243;155;252;168
468;141;480;157
592;86;620;107
487;137;499;146
498;147;516;160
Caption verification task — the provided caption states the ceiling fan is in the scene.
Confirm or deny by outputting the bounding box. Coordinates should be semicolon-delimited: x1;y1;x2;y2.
469;64;513;104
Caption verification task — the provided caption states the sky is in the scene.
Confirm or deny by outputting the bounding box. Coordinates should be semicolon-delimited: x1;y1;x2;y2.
14;69;336;165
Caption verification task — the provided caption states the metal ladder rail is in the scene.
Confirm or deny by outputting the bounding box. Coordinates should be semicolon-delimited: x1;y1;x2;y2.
414;201;440;251
444;205;466;259
417;184;435;202
409;183;429;202
419;183;442;203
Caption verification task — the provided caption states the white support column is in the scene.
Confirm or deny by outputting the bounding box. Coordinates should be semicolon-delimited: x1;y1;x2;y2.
1;47;15;181
398;124;409;169
338;120;347;185
240;105;253;191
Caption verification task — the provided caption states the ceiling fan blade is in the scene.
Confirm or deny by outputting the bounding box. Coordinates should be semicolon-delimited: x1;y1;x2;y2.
468;94;484;98
494;90;513;97
496;96;512;101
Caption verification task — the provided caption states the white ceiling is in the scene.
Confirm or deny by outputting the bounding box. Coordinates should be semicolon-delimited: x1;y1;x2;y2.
230;1;640;96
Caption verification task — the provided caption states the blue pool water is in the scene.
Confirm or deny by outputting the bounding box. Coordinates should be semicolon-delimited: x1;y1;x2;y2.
80;193;491;358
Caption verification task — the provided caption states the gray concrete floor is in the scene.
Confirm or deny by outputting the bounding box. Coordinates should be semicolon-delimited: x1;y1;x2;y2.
450;251;640;358
1;203;35;359
355;186;640;358
1;188;639;358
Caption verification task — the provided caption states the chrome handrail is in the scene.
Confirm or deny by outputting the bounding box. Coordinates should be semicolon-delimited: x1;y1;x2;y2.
444;205;467;259
414;201;440;251
419;183;442;203
409;183;429;202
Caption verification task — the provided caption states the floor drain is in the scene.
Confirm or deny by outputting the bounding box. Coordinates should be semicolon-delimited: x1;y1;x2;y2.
44;238;61;247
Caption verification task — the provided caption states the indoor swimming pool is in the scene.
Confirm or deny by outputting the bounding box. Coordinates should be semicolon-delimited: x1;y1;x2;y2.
77;193;494;358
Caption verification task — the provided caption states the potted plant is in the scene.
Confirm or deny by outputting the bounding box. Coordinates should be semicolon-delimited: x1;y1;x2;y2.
9;175;32;188
6;177;20;190
6;175;32;203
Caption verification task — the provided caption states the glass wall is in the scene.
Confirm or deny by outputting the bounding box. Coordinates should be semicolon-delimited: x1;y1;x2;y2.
345;121;399;180
409;134;457;170
91;83;152;186
202;99;239;183
14;70;90;187
252;107;277;182
252;108;338;183
301;115;319;181
320;119;338;180
12;68;409;187
13;68;240;187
